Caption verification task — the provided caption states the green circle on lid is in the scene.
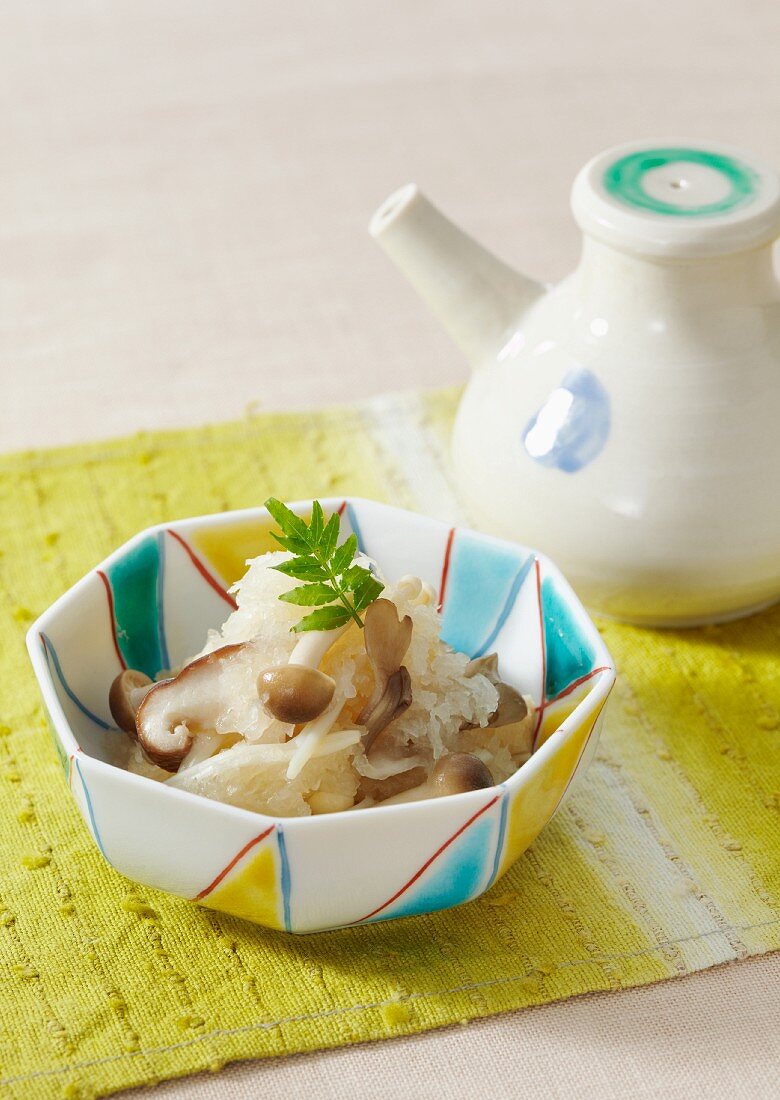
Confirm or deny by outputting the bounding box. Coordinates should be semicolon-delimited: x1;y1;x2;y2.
603;147;759;217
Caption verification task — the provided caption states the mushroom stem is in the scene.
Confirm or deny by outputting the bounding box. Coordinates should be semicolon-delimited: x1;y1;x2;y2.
357;763;427;804
252;620;356;773
178;730;228;771
288;625;349;669
362;666;412;753
378;753;493;806
356;599;413;752
286;692;352;780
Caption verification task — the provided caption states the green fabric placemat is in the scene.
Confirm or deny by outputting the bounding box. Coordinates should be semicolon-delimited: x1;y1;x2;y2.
0;389;778;1099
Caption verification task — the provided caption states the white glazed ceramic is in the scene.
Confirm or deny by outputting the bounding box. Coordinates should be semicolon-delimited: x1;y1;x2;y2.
27;499;614;934
370;141;780;626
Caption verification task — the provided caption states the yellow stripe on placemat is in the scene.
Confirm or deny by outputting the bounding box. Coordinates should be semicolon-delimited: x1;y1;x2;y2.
0;389;778;1099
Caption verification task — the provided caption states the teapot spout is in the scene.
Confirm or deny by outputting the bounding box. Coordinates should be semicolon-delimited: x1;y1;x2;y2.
370;184;544;367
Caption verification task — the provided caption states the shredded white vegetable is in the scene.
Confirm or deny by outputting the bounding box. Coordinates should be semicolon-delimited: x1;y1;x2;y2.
167;729;362;790
286;690;347;780
178;730;227;771
125;549;536;816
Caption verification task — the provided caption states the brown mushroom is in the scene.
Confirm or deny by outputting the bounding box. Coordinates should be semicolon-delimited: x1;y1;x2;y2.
357;764;428;804
378;753;493;806
258;664;336;724
109;669;153;733
430;753;493;795
362;666;412;752
357;598;413;752
464;653;500;682
486;682;528;727
464;652;528;727
135;643;244;771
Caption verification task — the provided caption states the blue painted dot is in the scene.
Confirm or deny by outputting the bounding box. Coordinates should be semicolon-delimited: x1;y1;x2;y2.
523;368;610;473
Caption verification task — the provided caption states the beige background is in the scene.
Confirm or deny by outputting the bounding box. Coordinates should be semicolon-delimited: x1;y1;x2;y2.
2;1;778;1096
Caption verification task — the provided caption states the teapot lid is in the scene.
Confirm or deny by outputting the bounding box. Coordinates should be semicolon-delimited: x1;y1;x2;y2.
571;141;780;258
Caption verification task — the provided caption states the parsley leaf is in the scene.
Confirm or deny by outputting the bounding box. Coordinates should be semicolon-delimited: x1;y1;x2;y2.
264;498;384;631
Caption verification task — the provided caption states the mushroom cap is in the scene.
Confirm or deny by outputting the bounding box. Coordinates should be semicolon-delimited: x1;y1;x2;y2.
109;669;153;733
258;664;336;725
464;653;529;729
464;653;500;683
363;599;413;682
135;644;244;772
376;753;494;807
430;753;493;796
487;682;528;727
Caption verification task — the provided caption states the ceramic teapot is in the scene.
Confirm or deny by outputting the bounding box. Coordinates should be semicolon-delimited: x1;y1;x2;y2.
370;142;780;627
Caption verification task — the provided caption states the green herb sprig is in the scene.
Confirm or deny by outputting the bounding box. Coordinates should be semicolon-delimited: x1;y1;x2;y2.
264;498;384;633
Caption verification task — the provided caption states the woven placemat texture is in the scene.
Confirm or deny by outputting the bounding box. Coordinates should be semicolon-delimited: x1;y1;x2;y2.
0;389;778;1099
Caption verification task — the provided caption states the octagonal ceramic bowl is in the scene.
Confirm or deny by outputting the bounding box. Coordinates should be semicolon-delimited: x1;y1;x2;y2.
27;498;615;933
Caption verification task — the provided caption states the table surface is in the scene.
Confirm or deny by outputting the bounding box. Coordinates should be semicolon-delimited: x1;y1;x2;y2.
2;2;778;1097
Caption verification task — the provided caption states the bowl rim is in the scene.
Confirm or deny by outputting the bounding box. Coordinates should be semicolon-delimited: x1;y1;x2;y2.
26;496;616;830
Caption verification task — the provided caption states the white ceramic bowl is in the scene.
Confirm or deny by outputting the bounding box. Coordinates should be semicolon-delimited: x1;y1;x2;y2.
27;498;615;933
